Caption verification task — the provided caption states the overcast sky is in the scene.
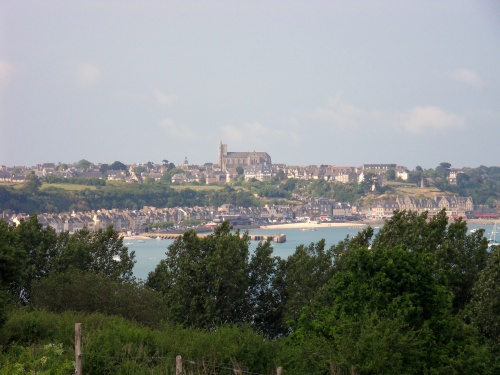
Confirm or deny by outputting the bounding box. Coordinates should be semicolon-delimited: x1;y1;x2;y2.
1;1;499;169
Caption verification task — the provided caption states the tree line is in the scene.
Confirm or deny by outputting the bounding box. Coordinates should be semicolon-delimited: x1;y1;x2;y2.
1;163;499;214
0;210;499;373
0;178;260;213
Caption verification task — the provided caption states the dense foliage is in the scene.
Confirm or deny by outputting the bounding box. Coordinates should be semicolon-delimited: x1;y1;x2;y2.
0;183;260;213
0;215;135;307
44;175;106;186
0;212;499;374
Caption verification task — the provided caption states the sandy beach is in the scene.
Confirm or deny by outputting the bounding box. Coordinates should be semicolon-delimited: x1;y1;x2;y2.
261;218;498;230
260;221;368;230
121;218;495;238
121;234;152;240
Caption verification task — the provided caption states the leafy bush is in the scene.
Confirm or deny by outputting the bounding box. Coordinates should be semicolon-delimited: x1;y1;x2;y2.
0;343;74;375
0;309;279;375
31;270;167;327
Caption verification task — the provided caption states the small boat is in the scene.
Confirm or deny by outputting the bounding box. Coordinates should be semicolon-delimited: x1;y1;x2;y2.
137;240;145;243
125;242;133;246
205;222;218;229
488;222;499;248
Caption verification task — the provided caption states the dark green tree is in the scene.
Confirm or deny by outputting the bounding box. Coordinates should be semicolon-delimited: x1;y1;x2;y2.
0;219;27;325
110;161;127;171
436;162;451;178
385;168;396;181
75;159;93;170
147;221;250;328
12;215;59;302
54;226;136;282
23;171;42;195
467;245;500;361
0;219;27;292
283;239;335;323
284;245;491;374
282;178;296;192
360;171;376;192
99;163;110;173
456;172;470;186
31;270;165;326
5;216;135;304
162;159;175;170
248;240;287;336
371;210;489;311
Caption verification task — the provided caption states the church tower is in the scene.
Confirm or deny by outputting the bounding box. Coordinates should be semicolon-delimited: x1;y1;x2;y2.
218;140;227;171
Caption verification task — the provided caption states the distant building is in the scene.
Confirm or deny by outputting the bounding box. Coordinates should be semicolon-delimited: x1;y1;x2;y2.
218;141;271;172
362;164;396;171
244;164;273;181
448;168;462;185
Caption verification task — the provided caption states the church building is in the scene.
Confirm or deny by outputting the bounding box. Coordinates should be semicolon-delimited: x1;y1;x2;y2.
218;141;272;172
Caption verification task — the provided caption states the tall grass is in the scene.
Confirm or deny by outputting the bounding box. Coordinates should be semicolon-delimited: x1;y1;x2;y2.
0;308;279;375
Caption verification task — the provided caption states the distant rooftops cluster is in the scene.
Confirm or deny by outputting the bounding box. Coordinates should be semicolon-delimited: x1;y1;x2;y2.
3;194;496;235
0;143;473;188
0;162;464;188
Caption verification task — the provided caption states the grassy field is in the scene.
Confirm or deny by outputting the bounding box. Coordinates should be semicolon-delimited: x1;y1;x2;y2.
41;183;97;191
392;186;445;198
1;181;98;191
0;182;25;190
365;186;451;204
106;181;224;191
169;185;225;192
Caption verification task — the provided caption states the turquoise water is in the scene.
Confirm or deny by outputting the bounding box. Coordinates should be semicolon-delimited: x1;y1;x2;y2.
130;222;496;281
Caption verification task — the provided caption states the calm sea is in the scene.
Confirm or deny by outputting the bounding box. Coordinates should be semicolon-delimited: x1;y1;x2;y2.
130;222;496;281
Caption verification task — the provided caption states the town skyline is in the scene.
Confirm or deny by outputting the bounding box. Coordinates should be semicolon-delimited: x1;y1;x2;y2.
1;153;498;171
1;155;497;171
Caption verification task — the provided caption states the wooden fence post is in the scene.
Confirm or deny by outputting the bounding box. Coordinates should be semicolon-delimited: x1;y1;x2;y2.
75;323;82;375
176;355;182;375
276;366;282;375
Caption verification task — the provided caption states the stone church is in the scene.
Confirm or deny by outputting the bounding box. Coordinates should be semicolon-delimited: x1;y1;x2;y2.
218;141;271;172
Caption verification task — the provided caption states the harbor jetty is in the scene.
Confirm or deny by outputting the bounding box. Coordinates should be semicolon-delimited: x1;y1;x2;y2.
143;232;286;243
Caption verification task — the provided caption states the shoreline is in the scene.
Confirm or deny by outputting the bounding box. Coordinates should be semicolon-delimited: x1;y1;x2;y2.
259;221;368;230
122;234;151;240
250;218;498;231
122;218;497;240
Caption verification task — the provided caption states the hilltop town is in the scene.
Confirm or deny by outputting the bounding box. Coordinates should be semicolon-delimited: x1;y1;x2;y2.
1;142;499;232
0;142;470;186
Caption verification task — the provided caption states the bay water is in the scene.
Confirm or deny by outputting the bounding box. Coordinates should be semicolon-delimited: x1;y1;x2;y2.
130;222;495;281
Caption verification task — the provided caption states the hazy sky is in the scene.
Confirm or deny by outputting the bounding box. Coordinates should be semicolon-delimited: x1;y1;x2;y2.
1;1;499;169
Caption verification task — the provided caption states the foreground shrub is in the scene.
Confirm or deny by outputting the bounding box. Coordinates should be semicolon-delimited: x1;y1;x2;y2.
31;270;166;327
0;309;279;374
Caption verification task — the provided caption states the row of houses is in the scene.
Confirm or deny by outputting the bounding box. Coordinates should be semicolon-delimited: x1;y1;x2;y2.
290;195;477;220
3;195;482;234
3;158;473;188
369;195;474;219
4;204;289;234
1;162;413;185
